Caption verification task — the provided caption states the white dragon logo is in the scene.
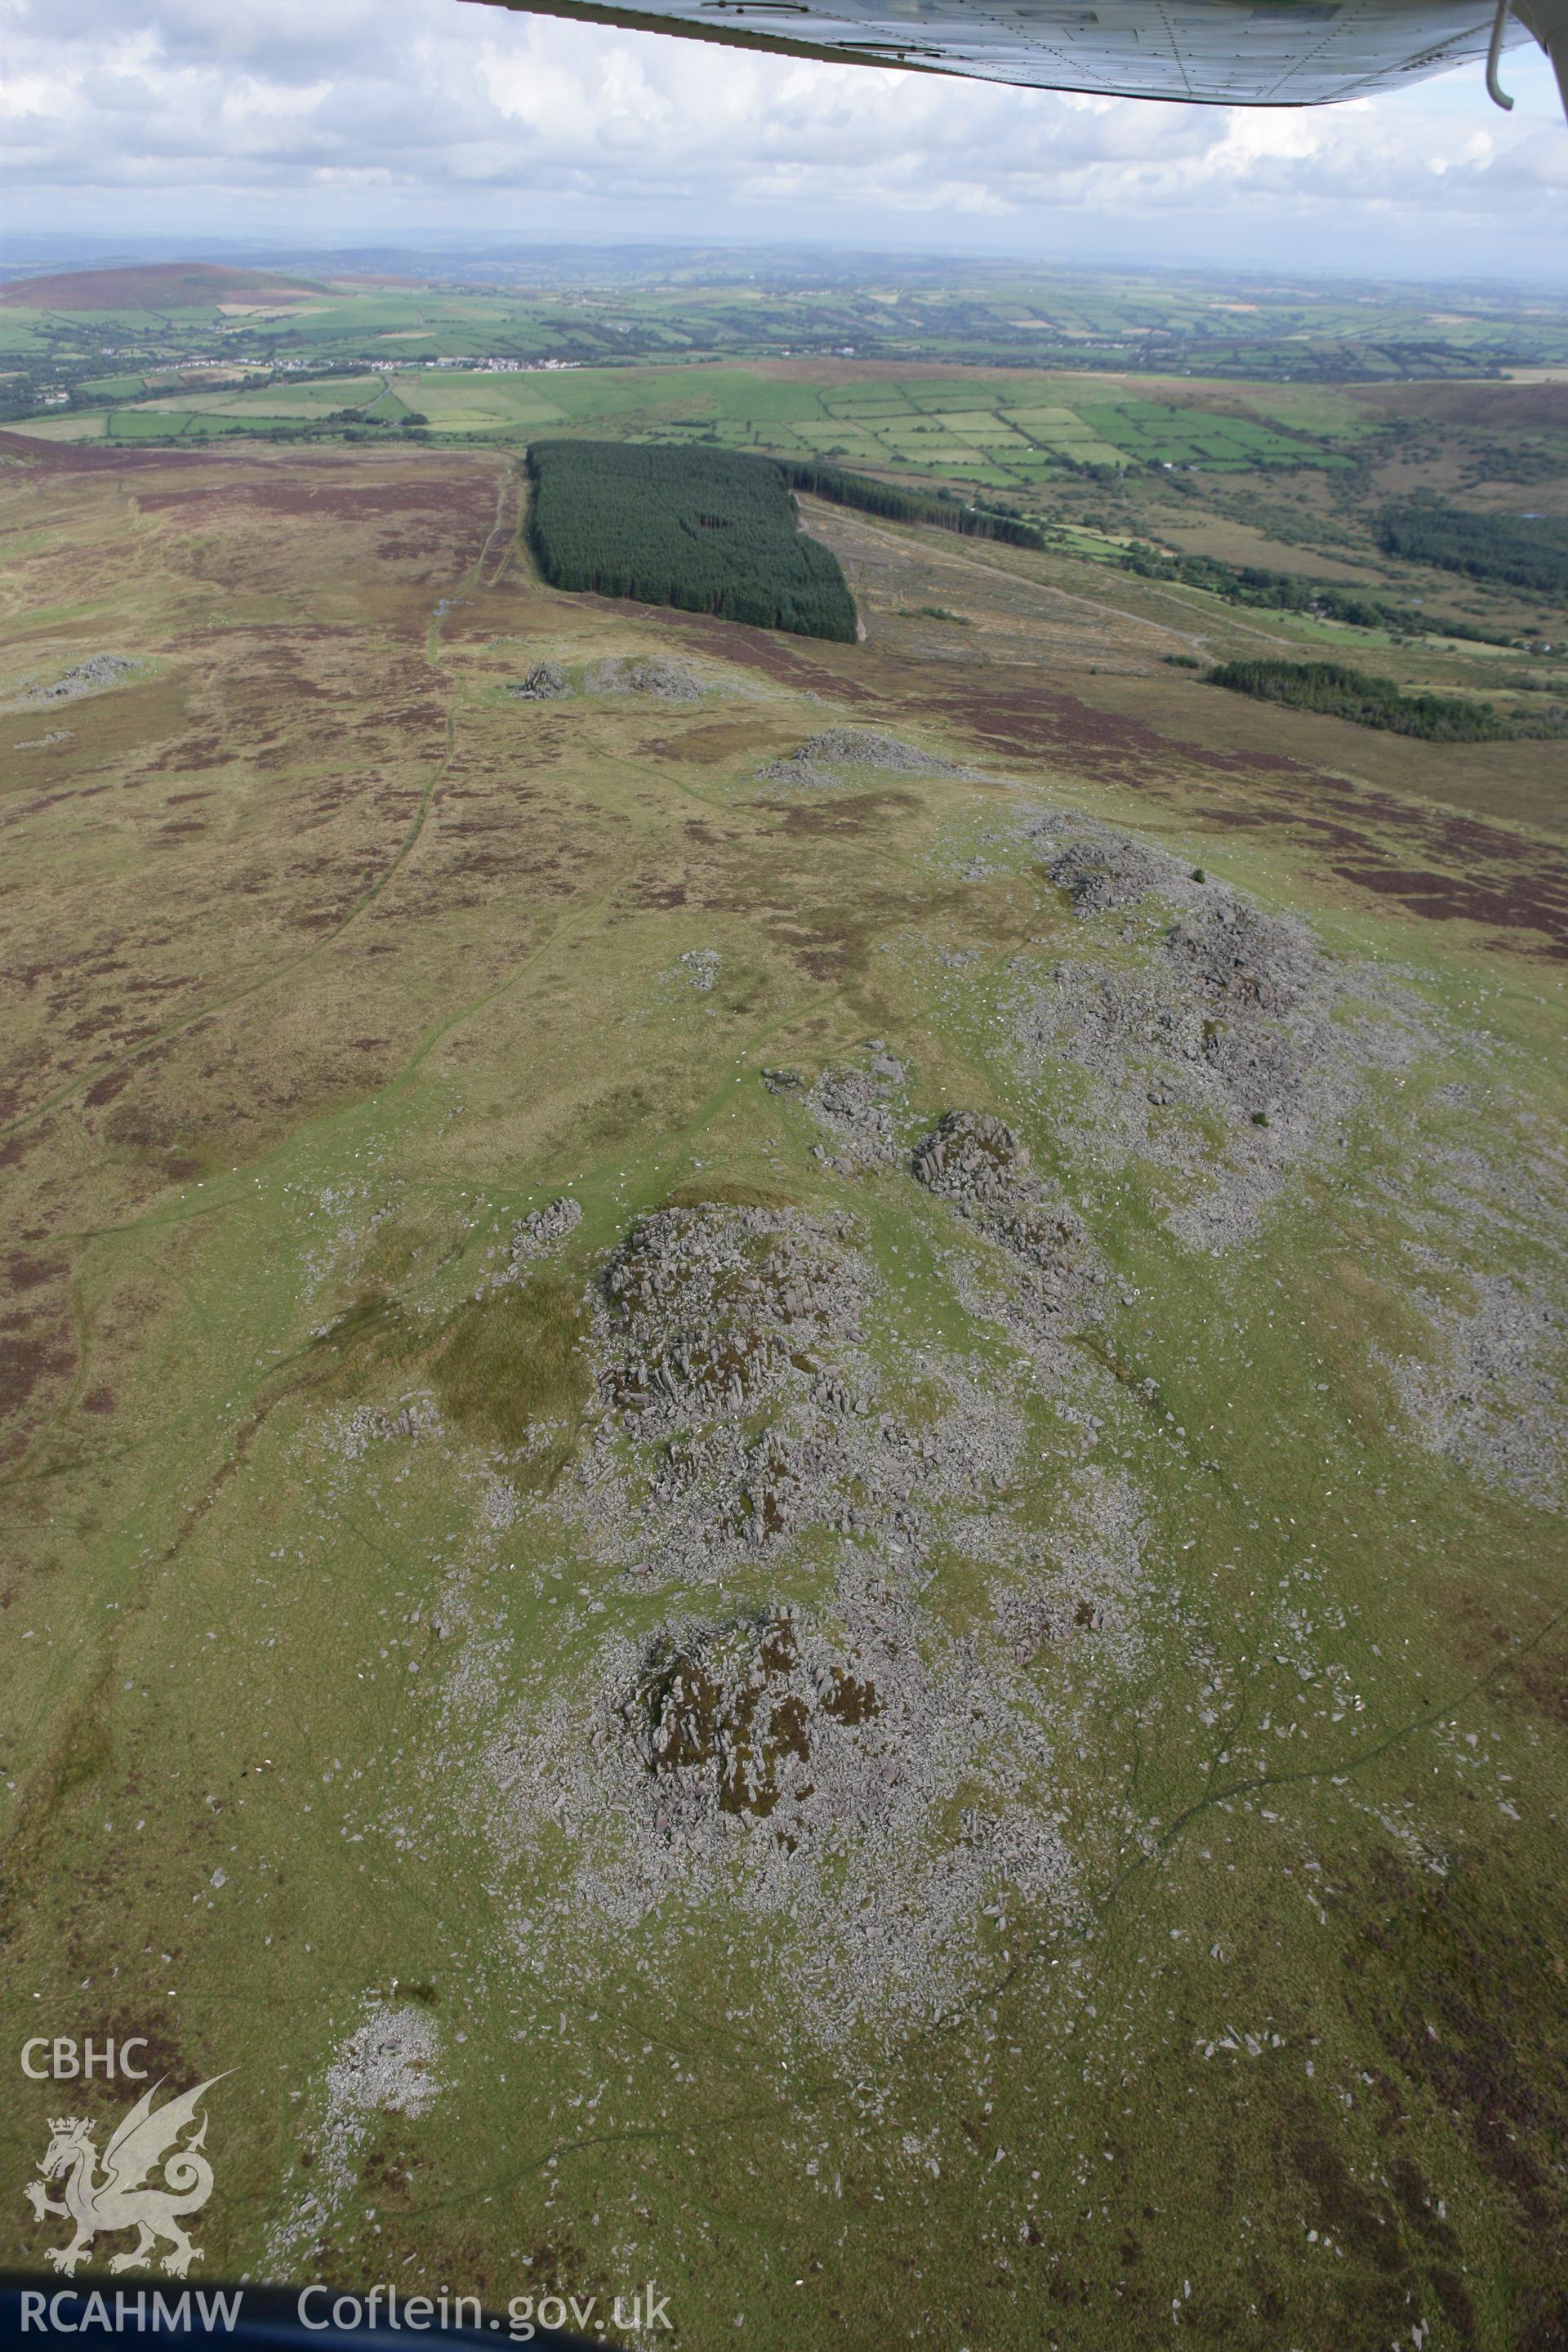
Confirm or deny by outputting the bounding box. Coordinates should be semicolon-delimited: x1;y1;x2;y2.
25;2075;229;2278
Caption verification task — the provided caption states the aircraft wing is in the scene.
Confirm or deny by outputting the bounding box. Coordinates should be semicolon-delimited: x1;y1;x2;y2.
461;0;1561;107
462;0;1565;111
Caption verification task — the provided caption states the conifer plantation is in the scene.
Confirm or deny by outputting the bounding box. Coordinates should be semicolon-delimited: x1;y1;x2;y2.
525;440;858;640
776;457;1045;549
1207;655;1566;739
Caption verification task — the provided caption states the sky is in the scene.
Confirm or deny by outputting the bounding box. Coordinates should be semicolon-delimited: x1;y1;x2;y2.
2;0;1566;283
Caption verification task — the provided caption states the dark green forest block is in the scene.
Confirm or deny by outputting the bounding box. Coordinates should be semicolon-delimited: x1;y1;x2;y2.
525;439;858;641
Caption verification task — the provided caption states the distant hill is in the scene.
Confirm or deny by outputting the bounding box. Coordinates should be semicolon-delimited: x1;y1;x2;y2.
0;261;328;310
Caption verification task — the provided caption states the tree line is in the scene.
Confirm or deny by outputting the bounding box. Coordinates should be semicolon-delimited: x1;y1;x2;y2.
776;457;1046;550
1207;657;1565;742
1376;501;1568;599
1119;545;1514;645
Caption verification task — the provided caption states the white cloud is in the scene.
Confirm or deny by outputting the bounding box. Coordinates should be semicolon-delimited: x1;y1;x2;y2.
1;0;1564;275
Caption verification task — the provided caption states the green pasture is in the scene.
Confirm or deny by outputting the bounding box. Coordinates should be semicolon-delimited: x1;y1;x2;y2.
362;364;1351;483
3;262;1566;402
37;359;1359;482
136;377;381;419
41;347;1357;481
74;372;146;399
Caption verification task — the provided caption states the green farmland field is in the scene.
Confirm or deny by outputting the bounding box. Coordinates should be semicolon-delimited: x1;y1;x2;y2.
48;361;1358;485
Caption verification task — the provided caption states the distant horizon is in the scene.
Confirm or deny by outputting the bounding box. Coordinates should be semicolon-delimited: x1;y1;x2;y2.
4;0;1566;287
3;232;1567;298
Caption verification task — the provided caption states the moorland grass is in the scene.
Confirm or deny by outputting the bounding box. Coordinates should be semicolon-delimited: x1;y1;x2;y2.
427;1274;592;1461
2;434;1565;2349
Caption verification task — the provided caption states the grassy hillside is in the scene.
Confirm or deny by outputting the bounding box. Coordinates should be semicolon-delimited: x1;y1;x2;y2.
17;350;1564;682
0;261;327;310
1;432;1565;2350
